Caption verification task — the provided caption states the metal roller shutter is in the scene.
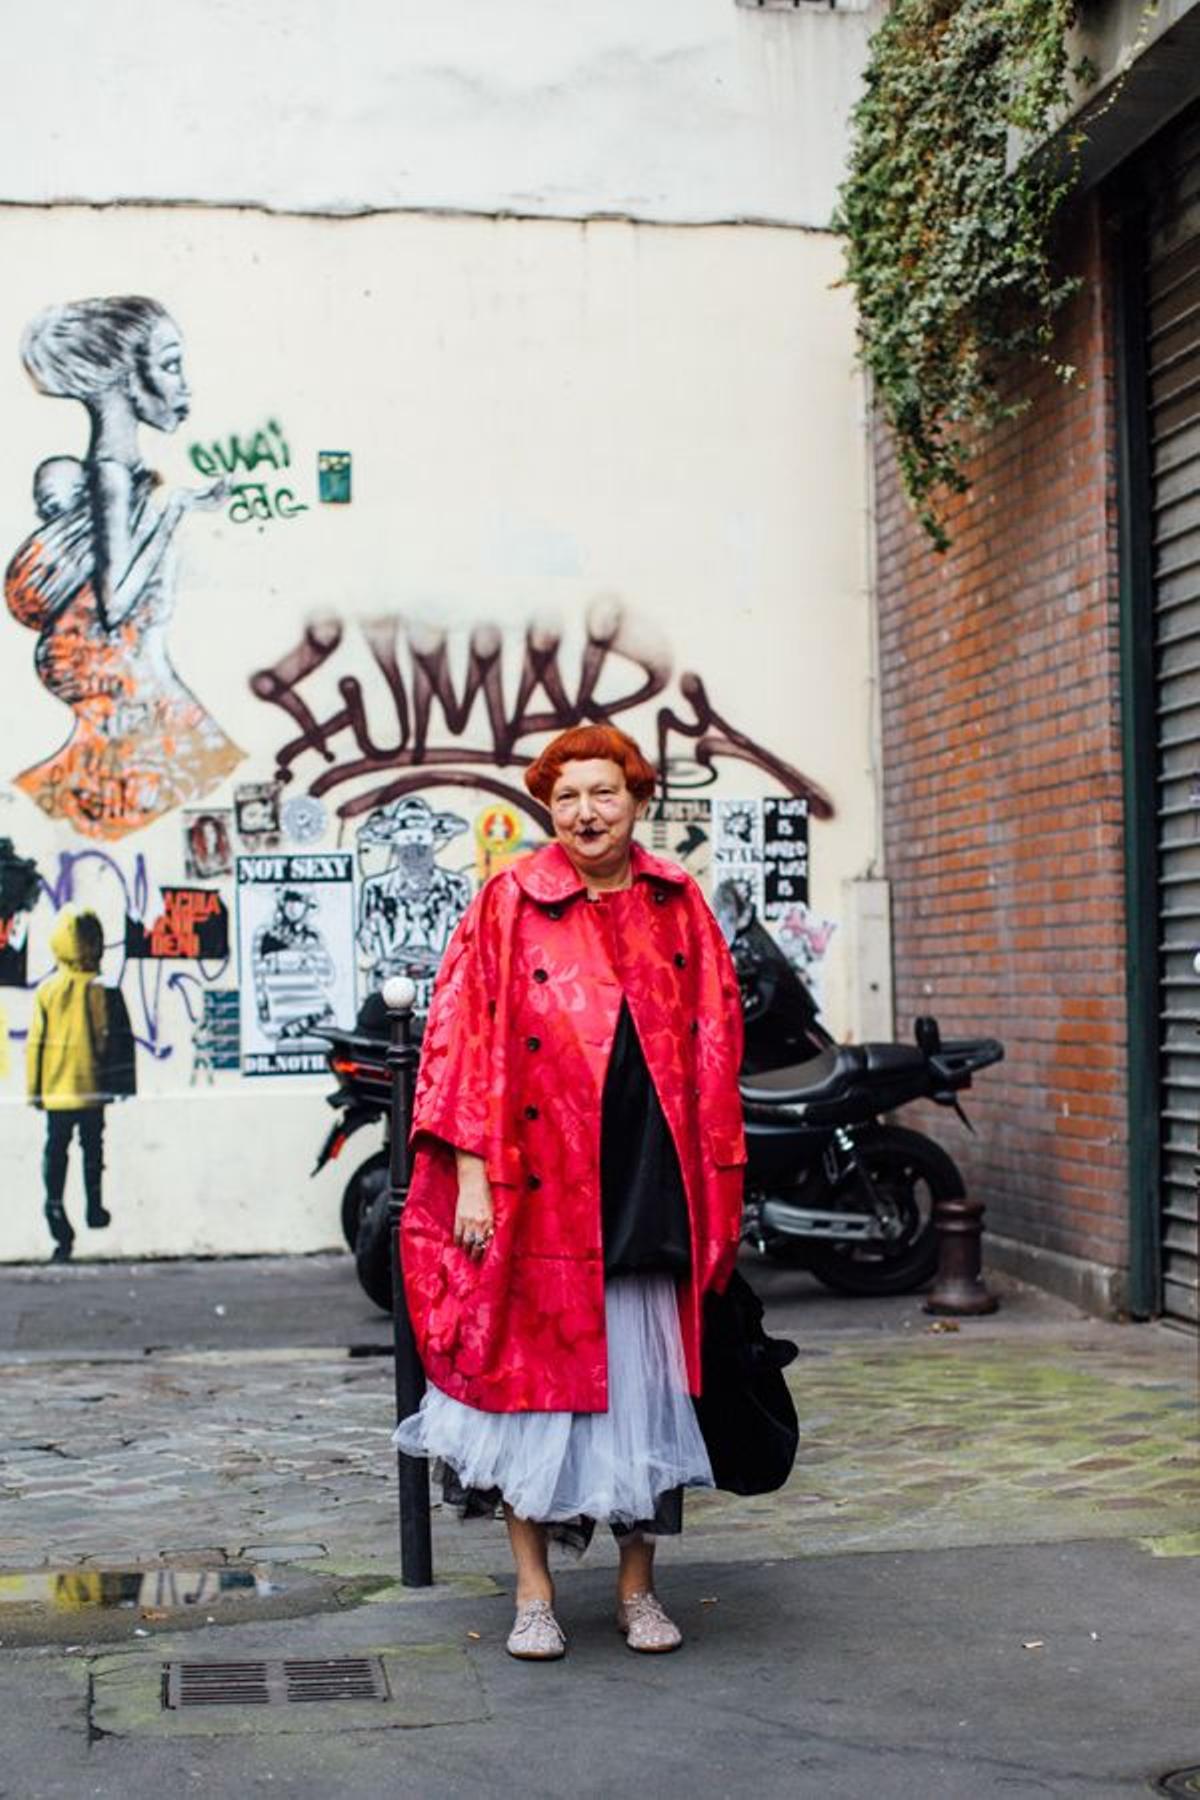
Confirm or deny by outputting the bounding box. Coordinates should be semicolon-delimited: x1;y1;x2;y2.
1147;110;1200;1324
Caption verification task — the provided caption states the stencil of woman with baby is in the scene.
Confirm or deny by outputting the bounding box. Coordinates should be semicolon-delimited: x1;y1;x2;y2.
6;297;243;839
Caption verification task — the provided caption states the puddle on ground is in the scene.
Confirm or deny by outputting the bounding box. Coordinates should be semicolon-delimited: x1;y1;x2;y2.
0;1567;275;1614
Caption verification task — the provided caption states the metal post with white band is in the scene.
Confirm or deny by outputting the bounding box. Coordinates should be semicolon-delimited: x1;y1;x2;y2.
382;975;433;1587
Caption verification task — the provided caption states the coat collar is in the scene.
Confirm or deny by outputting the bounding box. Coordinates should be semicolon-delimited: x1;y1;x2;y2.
510;840;689;905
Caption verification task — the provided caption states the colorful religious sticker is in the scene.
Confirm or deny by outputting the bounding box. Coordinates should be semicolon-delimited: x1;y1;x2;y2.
473;801;528;883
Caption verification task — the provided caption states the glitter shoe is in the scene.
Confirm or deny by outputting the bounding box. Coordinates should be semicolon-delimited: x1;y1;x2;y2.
506;1598;566;1661
616;1591;682;1654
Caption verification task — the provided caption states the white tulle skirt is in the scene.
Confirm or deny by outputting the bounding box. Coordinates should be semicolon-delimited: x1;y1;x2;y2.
392;1273;713;1527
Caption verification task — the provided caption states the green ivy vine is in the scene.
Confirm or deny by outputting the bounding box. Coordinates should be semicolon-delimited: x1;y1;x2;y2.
835;0;1092;550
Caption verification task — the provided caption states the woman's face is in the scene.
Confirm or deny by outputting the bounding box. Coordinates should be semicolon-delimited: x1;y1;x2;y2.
549;758;644;883
129;319;190;433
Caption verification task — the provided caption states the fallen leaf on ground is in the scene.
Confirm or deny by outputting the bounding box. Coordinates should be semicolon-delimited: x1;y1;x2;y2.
928;1320;960;1334
140;1608;170;1622
466;1630;481;1640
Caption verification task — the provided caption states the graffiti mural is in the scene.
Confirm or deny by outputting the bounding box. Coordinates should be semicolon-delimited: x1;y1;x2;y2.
14;847;231;1069
236;853;356;1075
5;296;244;840
248;599;834;829
26;906;135;1259
355;796;472;990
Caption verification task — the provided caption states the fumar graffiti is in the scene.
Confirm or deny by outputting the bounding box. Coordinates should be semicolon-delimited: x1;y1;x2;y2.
249;600;834;828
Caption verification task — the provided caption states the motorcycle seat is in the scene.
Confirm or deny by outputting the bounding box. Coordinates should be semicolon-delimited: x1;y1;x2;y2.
739;1047;849;1106
739;1041;927;1107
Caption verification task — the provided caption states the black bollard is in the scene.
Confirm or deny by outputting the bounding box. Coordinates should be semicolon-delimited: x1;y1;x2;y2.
383;975;433;1587
924;1189;999;1316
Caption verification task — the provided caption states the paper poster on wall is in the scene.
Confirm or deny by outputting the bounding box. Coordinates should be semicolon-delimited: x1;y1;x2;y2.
712;798;764;916
192;989;241;1080
236;853;356;1076
638;798;711;885
762;797;809;917
125;889;230;960
183;809;234;879
234;782;282;850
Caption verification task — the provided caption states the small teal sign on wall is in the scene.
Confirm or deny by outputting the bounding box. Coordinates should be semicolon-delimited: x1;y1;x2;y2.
318;451;352;504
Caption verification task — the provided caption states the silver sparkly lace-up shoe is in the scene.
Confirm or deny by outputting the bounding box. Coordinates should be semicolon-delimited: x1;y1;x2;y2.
616;1591;682;1653
506;1598;567;1660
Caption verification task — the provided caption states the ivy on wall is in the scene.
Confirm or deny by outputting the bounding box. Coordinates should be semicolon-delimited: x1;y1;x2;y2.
835;0;1092;550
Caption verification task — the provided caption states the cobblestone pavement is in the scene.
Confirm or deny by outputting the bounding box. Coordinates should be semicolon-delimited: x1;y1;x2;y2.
3;1259;1200;1800
2;1266;1197;1582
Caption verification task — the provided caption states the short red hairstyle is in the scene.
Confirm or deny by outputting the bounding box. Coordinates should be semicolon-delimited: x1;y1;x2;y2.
524;724;657;806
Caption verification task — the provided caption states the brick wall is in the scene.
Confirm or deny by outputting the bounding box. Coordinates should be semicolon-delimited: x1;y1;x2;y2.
874;194;1130;1278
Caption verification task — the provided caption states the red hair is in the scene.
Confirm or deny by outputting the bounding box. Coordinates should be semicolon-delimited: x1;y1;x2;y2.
524;725;657;805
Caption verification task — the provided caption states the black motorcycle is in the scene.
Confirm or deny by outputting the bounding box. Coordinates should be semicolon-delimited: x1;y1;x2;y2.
713;880;1003;1296
311;991;412;1289
316;887;1002;1308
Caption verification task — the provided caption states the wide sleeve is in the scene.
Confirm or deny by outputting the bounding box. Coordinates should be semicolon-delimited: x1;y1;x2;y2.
692;895;746;1154
686;886;747;1296
409;880;520;1196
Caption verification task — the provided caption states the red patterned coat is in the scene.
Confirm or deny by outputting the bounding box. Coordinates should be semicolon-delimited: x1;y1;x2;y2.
400;841;747;1413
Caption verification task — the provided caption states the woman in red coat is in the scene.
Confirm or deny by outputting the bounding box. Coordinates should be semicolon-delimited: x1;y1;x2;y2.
394;725;746;1660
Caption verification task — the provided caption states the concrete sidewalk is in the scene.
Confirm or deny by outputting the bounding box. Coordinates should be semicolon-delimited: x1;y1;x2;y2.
1;1253;1198;1798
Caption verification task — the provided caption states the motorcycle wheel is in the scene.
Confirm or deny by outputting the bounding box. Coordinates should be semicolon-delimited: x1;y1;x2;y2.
354;1173;394;1314
341;1149;389;1250
803;1125;949;1297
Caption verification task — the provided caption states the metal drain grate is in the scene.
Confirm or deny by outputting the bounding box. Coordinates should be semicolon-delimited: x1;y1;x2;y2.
163;1657;389;1710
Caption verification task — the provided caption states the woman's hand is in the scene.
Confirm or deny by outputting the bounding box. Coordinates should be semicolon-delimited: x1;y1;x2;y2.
453;1151;495;1261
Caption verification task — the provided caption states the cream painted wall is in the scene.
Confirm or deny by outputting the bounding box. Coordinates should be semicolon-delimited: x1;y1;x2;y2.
0;205;871;1261
0;0;880;229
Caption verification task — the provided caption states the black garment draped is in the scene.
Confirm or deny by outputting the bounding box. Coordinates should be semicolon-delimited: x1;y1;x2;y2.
600;998;692;1278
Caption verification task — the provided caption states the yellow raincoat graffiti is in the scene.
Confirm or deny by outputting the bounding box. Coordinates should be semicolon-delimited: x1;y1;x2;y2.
25;909;108;1110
